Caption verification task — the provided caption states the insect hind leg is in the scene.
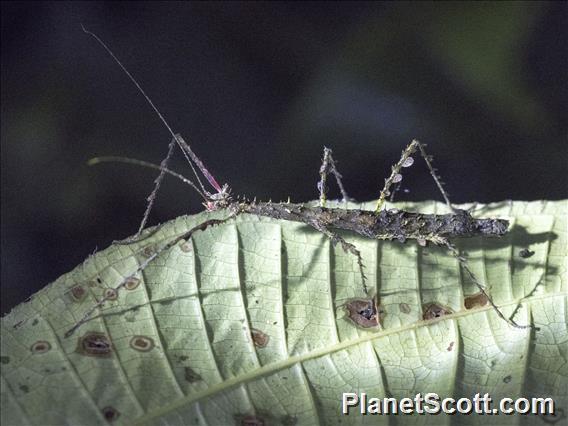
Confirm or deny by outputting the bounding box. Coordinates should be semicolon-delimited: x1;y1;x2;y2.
437;236;534;330
318;147;351;207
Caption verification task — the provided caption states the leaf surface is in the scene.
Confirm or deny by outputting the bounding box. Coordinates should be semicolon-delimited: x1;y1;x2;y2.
1;200;566;425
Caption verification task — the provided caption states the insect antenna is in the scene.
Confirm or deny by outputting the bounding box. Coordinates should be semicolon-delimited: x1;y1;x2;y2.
81;25;225;237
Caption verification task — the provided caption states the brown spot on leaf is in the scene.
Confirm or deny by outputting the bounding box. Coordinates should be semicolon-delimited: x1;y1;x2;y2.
31;341;51;354
464;292;489;310
0;356;10;364
103;288;118;301
281;415;298;426
238;415;265;426
142;244;157;258
251;329;269;348
102;406;120;422
184;366;202;383
447;341;455;351
422;303;453;320
130;336;154;352
399;303;411;314
179;240;192;252
519;248;535;258
124;277;140;290
77;332;112;357
345;297;382;328
69;285;87;302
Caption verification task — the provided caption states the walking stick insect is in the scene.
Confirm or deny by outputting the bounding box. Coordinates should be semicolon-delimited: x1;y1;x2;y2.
65;27;532;338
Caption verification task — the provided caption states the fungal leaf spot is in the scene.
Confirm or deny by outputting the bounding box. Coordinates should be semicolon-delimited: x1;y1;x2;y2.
464;292;489;310
68;285;87;302
184;366;202;383
142;244;157;258
238;414;266;426
130;335;154;352
179;240;192;252
281;415;298;426
31;341;51;354
77;332;112;358
103;288;118;301
102;406;120;422
399;302;411;314
422;303;453;321
345;297;382;328
251;328;269;348
124;277;140;290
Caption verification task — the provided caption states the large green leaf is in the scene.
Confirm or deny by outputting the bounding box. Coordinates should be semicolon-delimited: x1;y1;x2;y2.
1;200;566;425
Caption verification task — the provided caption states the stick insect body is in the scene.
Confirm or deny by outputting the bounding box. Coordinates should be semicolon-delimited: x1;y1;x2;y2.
65;27;531;338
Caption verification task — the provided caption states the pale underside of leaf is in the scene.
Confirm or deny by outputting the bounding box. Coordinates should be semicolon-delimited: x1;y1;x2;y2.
1;200;566;426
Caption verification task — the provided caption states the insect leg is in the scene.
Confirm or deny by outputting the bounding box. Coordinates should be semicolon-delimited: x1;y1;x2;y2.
117;137;177;244
89;154;211;245
376;140;456;213
437;236;533;330
375;140;420;212
414;142;455;212
312;222;368;295
318;147;350;207
64;214;236;338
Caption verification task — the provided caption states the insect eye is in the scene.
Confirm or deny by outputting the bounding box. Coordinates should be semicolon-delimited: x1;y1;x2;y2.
393;174;403;183
402;157;414;168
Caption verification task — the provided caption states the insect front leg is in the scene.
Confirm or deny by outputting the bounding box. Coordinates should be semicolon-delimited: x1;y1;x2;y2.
318;147;351;207
111;137;178;245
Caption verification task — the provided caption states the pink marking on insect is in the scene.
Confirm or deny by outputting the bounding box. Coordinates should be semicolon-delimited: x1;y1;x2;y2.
192;155;223;193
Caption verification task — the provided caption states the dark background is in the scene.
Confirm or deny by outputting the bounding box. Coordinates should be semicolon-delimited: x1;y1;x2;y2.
1;2;567;314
